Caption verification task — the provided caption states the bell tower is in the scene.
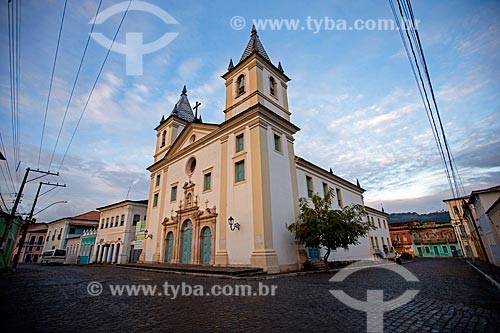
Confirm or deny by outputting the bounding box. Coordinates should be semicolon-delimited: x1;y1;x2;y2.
222;25;291;122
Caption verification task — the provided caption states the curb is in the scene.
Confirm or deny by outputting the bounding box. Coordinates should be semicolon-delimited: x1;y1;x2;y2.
466;260;500;291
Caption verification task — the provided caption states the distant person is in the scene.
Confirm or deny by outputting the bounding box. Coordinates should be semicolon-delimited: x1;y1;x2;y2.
396;252;402;265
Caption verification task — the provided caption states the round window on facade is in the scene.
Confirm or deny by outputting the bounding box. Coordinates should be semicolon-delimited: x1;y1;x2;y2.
186;157;196;175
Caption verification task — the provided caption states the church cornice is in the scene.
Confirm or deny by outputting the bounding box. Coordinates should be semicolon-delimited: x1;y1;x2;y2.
295;156;366;194
222;51;290;82
147;103;300;172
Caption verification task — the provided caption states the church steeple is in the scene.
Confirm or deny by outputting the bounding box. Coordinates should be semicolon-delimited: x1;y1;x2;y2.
222;26;291;122
170;85;195;122
239;24;271;63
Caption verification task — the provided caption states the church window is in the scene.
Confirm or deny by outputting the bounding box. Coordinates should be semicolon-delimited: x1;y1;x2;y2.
306;176;313;198
273;134;282;152
155;174;161;187
110;217;114;228
161;130;166;147
269;76;276;96
322;182;329;198
105;218;109;228
100;219;104;229
115;216;119;227
336;188;343;207
237;74;245;96
120;215;125;226
236;134;244;152
235;160;245;182
204;173;212;191
153;193;159;207
171;186;177;202
186;157;197;175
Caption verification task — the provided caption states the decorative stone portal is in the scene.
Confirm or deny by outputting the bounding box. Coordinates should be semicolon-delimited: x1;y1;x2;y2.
161;180;217;265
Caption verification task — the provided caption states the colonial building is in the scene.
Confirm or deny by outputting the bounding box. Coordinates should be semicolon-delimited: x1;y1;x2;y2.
42;211;99;253
410;222;460;258
11;222;48;263
366;206;394;259
78;228;97;265
463;185;500;266
142;27;373;273
94;200;148;264
389;221;418;256
443;196;481;259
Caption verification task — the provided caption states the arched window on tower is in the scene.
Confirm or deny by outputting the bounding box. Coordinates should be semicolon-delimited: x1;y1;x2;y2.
269;76;276;96
161;130;166;147
237;74;245;96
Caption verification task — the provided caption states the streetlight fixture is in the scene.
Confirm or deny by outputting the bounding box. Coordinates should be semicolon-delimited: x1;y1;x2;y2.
228;216;240;231
33;200;67;216
144;230;153;239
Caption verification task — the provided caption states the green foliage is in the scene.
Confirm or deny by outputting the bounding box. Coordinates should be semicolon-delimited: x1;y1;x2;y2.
388;211;450;224
287;189;375;264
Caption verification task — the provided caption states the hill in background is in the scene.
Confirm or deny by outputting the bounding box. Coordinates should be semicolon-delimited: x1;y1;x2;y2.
388;211;451;224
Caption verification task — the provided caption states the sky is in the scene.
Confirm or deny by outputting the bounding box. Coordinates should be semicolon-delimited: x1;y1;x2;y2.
0;0;498;222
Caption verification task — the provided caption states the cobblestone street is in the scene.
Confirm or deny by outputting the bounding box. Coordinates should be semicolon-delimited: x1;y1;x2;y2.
1;258;499;332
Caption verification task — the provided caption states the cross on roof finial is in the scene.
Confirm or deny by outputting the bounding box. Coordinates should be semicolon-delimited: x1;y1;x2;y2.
251;24;257;35
181;85;187;95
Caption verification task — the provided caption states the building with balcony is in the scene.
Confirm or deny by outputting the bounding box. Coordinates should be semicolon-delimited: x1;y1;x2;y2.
366;206;394;259
94;199;148;264
78;228;97;265
42;211;100;253
389;221;418;256
11;222;48;263
410;222;460;258
443;196;482;260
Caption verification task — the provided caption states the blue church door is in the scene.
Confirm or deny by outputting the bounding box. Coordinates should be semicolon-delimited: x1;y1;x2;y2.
180;221;192;264
165;232;173;263
200;227;211;265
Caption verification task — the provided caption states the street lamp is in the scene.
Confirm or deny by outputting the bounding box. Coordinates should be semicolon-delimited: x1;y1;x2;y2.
33;201;67;216
228;216;240;231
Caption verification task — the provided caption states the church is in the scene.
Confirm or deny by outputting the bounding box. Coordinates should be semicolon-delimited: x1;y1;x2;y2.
140;26;374;273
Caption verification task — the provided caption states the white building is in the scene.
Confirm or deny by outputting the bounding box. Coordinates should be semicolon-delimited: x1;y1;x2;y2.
42;211;99;253
94;200;148;264
142;26;375;273
365;206;394;259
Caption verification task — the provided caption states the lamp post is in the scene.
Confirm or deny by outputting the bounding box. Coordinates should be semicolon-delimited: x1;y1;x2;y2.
228;216;240;231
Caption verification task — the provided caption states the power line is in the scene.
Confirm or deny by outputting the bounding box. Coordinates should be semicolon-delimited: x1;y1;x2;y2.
48;0;104;171
57;0;133;172
37;0;68;169
389;0;464;199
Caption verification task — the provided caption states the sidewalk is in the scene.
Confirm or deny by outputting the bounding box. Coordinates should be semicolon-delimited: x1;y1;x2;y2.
466;259;500;291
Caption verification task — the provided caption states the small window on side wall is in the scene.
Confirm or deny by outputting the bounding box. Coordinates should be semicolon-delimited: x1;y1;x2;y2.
153;193;159;207
273;134;282;152
235;160;245;183
204;173;212;191
236;134;244;153
171;186;177;201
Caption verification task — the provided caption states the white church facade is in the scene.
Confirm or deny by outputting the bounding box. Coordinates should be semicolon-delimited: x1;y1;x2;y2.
141;26;373;273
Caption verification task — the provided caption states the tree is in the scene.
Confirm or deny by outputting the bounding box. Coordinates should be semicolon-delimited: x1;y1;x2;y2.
287;189;375;267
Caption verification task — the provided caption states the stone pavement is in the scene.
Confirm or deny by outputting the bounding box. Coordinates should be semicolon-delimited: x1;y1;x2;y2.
0;258;499;332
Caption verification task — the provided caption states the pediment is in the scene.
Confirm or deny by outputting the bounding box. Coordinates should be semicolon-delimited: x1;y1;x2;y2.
165;122;219;158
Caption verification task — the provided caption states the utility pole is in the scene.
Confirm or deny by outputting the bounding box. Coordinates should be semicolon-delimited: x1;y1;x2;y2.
0;168;59;261
12;181;66;270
